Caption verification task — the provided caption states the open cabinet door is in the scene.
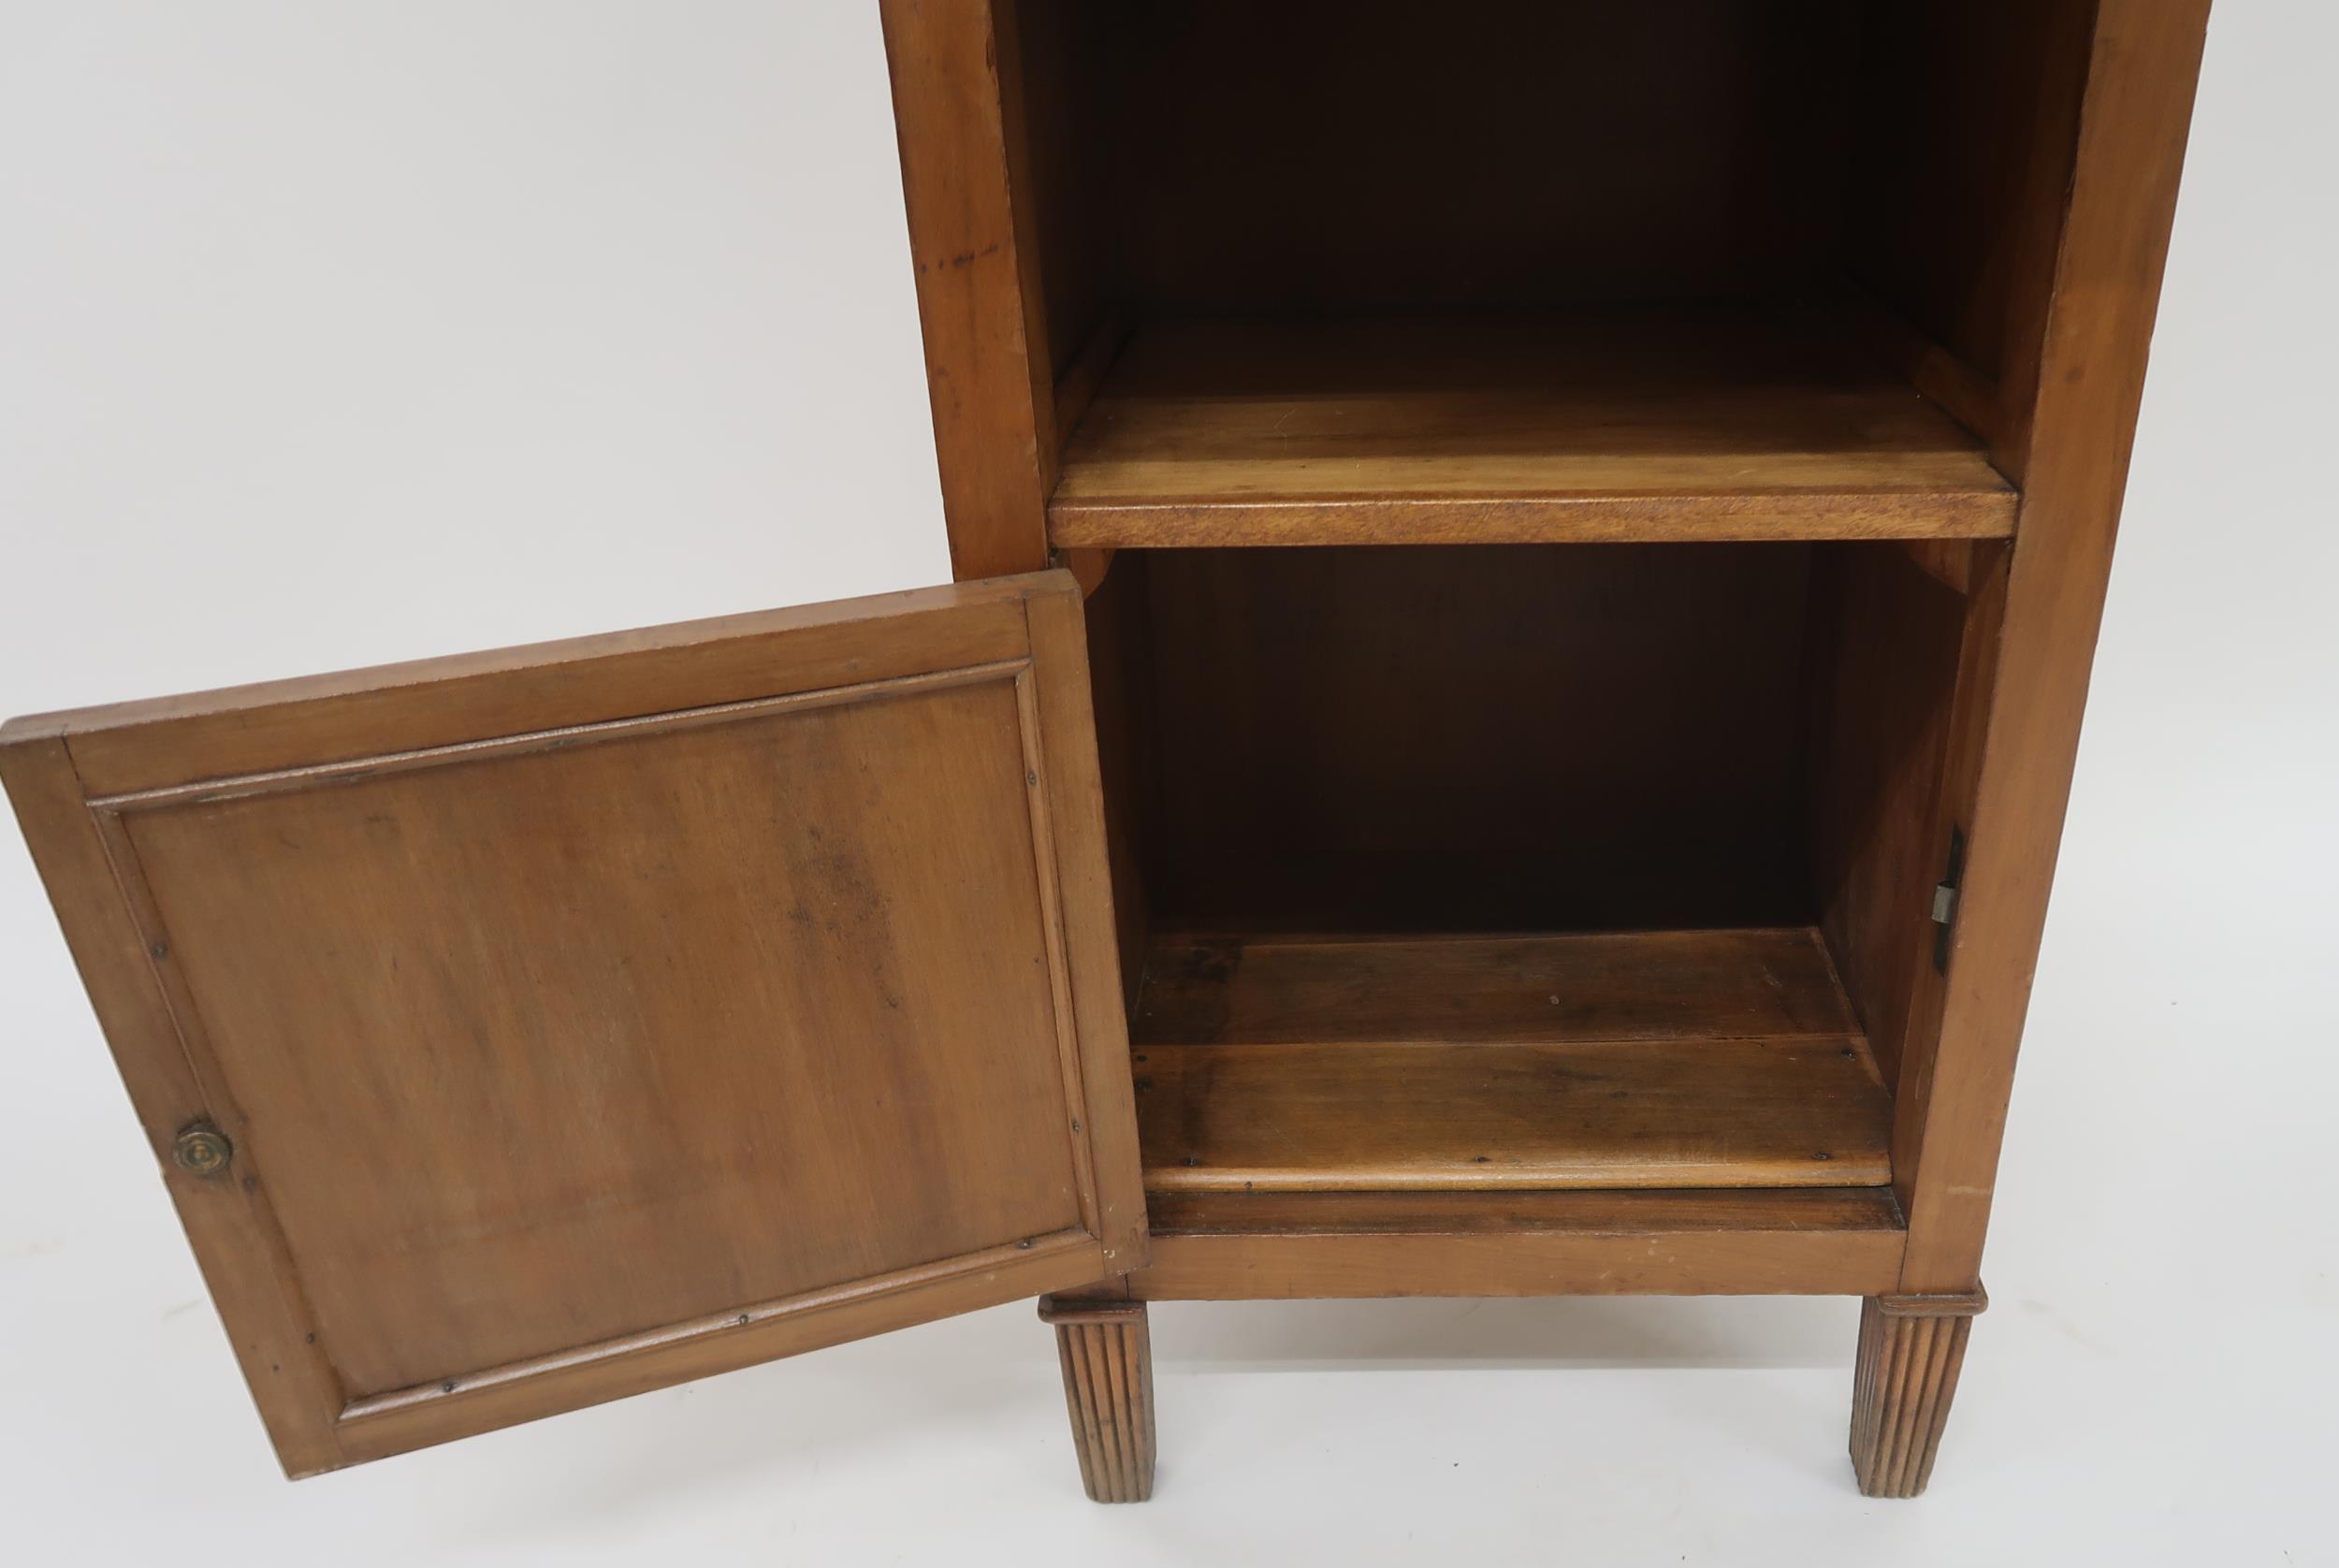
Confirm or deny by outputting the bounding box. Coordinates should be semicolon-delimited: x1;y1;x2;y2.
0;571;1146;1476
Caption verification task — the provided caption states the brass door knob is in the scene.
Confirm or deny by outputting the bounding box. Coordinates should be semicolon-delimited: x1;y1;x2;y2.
172;1124;233;1177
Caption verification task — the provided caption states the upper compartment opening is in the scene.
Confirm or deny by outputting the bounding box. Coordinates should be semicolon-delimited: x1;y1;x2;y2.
1007;0;2090;548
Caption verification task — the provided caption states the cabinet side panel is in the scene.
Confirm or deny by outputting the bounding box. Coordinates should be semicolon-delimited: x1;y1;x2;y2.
879;0;1053;577
1843;0;2097;468
1896;0;2211;1291
1082;556;1161;1015
1803;544;1970;1092
999;0;1125;386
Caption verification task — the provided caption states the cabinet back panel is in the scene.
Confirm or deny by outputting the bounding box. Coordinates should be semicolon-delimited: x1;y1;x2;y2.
1139;546;1814;931
1016;0;1858;316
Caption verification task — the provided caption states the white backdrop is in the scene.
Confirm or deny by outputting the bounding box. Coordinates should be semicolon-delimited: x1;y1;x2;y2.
1;5;2332;1564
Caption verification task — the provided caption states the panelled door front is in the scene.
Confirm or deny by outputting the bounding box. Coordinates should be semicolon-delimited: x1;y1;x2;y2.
0;572;1146;1475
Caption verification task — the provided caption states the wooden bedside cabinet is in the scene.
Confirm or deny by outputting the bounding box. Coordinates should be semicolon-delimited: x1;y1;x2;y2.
1;1;2208;1503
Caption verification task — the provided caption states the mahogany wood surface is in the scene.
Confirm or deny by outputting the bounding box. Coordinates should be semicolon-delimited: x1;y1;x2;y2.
1079;555;1160;1012
1136;544;1818;933
1129;930;1892;1192
1044;1;1858;314
1050;309;2015;547
1885;550;2012;1218
1001;2;1122;391
1847;0;2097;464
1849;1290;1988;1498
1131;1189;1906;1300
1803;544;1979;1093
1038;1296;1155;1503
1137;1038;1890;1193
1893;0;2213;1295
879;0;1054;578
0;0;2214;1505
0;573;1143;1474
1135;927;1855;1047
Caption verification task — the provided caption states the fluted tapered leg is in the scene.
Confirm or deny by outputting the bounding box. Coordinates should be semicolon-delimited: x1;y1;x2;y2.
1850;1288;1987;1498
1039;1296;1155;1503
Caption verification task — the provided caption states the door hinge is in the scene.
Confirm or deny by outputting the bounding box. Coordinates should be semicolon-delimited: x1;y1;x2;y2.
1930;825;1967;975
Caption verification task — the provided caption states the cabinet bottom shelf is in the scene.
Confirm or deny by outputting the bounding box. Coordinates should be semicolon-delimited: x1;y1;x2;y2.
1129;927;1895;1194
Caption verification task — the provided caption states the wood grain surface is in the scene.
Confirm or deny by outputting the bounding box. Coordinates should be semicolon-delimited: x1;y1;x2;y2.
1129;930;1892;1192
1051;309;2015;546
1131;1189;1907;1300
0;573;1144;1474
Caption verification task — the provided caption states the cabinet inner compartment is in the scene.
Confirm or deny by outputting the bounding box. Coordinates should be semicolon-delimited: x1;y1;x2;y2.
1010;0;2090;547
1085;543;1976;1197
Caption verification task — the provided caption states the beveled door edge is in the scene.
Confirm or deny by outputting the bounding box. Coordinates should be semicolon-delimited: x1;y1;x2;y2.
344;1228;1100;1425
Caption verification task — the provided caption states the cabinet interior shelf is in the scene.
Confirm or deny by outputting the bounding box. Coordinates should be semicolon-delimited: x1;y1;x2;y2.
1130;927;1894;1194
1050;305;2015;548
